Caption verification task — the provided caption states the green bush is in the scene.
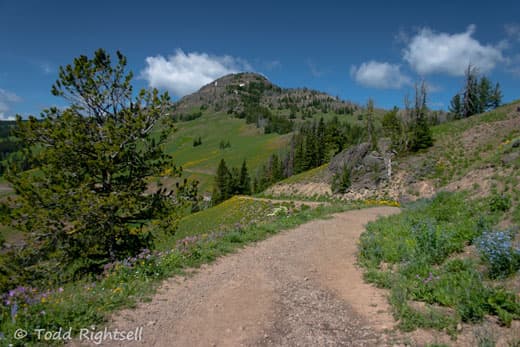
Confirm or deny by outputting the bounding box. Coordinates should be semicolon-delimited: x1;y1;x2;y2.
359;192;520;331
489;193;512;212
331;165;351;194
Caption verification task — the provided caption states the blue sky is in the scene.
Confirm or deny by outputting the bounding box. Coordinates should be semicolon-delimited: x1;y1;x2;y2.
1;0;520;119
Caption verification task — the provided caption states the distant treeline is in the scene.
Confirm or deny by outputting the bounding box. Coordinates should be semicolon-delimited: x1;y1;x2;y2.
252;116;365;192
212;116;367;202
172;110;203;122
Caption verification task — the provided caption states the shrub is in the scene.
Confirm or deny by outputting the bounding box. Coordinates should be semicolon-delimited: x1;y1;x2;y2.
410;219;453;264
331;165;351;194
489;193;512;212
359;192;520;331
476;229;520;279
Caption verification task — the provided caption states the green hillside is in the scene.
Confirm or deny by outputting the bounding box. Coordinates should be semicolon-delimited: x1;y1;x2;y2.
161;113;291;193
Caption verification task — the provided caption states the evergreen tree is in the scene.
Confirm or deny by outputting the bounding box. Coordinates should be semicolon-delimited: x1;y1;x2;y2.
294;134;305;174
410;81;433;151
303;123;317;170
325;116;345;154
463;64;480;118
478;76;492;113
490;82;502;109
3;49;178;274
213;159;231;204
258;164;270;192
449;94;463;119
331;165;351;194
382;107;404;151
316;117;326;165
451;65;502;118
239;160;252;195
229;167;241;195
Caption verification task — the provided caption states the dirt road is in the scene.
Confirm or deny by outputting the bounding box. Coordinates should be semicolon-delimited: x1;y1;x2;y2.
94;207;401;346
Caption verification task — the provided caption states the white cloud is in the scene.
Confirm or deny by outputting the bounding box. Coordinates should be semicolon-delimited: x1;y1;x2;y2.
350;61;411;89
141;49;252;97
0;89;21;120
403;25;504;76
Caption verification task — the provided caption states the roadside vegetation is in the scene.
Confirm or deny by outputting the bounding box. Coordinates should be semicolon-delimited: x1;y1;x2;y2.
359;192;520;337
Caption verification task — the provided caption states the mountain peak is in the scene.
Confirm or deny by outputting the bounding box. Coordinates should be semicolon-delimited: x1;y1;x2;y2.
172;73;357;117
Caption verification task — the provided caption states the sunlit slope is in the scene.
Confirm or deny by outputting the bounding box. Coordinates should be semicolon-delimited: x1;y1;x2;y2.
162;113;291;192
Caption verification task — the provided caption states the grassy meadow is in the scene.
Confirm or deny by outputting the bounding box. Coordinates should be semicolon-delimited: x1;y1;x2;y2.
160;113;291;192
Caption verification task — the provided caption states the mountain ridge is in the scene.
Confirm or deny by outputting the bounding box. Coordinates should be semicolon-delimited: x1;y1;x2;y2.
171;72;359;117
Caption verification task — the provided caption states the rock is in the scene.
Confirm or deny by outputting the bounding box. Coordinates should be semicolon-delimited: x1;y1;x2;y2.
329;143;371;173
329;143;392;191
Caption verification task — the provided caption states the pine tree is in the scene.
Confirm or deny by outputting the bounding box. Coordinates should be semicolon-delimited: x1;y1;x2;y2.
410;81;433;151
451;65;502;118
258;164;270;192
317;117;326;165
229;167;241;195
3;49;178;272
490;82;502;109
331;165;351;194
213;159;231;204
294;134;305;174
382;107;404;151
239;160;252;195
478;76;492;113
463;64;480;118
303;123;317;170
449;94;463;119
326;116;344;154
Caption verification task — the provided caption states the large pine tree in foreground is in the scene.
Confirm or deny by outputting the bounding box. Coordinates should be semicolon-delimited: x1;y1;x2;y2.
3;49;178;277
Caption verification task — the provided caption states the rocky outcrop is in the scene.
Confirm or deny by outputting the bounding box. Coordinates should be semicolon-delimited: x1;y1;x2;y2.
328;143;393;191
